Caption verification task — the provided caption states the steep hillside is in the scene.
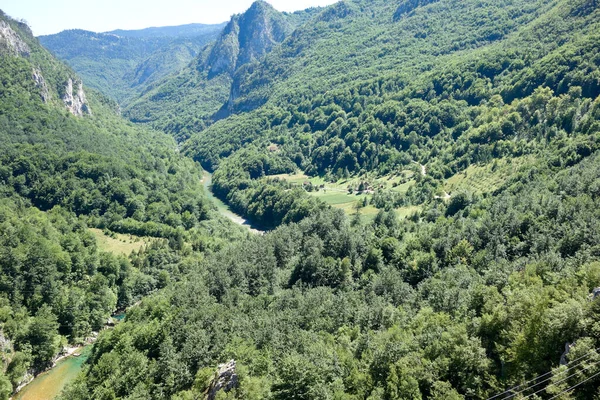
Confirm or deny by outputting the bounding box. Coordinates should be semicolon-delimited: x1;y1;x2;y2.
185;0;584;166
38;23;225;103
0;10;239;395
170;0;600;232
9;1;600;399
124;1;322;141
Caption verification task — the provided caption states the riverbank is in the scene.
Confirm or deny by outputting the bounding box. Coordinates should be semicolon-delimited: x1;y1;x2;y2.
12;346;92;400
11;313;126;400
201;171;265;234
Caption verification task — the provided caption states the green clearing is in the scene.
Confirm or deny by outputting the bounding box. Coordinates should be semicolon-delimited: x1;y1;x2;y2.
272;171;415;193
397;205;422;219
270;171;420;220
311;190;366;205
444;156;536;195
89;228;149;256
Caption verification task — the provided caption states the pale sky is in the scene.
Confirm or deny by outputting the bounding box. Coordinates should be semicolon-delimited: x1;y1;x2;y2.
1;0;339;36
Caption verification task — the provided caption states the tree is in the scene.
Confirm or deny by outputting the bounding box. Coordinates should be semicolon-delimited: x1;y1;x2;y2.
0;371;11;400
26;305;60;369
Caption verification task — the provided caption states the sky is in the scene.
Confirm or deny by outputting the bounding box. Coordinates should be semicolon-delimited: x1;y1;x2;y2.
1;0;339;36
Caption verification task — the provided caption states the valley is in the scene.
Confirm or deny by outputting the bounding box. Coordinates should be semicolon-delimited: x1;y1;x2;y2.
201;171;265;234
1;0;600;399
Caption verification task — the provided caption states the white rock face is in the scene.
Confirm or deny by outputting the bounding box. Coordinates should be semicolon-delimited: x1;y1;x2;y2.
63;78;91;116
0;20;30;56
207;360;238;400
32;68;51;103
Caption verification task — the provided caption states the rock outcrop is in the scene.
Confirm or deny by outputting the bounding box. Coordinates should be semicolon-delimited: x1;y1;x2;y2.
205;0;289;78
206;20;241;77
32;68;51;103
560;342;575;365
207;360;239;400
0;330;11;360
0;19;30;56
63;78;91;116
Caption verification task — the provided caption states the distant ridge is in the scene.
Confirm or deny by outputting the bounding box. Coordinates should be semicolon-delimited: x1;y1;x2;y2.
39;22;226;102
106;22;227;38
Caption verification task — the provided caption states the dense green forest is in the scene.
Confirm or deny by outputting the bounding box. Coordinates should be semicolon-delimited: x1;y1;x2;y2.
61;152;600;399
2;0;600;398
0;10;243;397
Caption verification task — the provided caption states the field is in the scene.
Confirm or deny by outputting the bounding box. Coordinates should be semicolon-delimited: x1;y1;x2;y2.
272;158;533;220
269;170;419;220
89;228;149;256
444;156;535;195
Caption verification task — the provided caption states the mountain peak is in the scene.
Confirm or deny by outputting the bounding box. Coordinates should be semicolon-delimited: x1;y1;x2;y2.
248;0;274;11
205;0;289;77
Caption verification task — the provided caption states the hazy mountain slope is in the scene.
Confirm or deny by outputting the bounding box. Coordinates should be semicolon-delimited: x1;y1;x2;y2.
124;1;323;141
38;23;225;103
106;23;226;38
126;37;205;87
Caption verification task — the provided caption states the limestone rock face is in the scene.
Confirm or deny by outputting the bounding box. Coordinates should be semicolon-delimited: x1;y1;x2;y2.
0;20;30;56
206;20;241;77
560;342;575;365
32;68;51;103
0;330;11;355
236;0;288;67
63;78;91;116
207;360;238;400
205;1;289;78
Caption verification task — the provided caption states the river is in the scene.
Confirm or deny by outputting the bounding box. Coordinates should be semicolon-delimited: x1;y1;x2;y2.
12;346;92;400
201;171;264;234
12;313;125;400
13;174;258;399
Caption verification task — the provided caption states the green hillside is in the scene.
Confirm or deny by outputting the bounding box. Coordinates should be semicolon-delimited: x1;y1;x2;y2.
3;0;600;399
179;0;600;230
0;10;240;395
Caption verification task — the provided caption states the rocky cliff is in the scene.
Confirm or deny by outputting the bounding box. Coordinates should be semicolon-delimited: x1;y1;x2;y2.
32;67;50;103
0;19;30;56
0;12;91;116
207;360;238;400
63;78;91;116
204;0;290;78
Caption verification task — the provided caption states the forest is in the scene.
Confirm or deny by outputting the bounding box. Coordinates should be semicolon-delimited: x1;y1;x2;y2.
1;0;600;398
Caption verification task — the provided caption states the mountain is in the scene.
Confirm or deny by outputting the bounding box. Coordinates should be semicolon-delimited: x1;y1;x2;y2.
38;22;225;103
5;0;600;399
106;23;227;38
123;1;323;141
0;9;237;394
